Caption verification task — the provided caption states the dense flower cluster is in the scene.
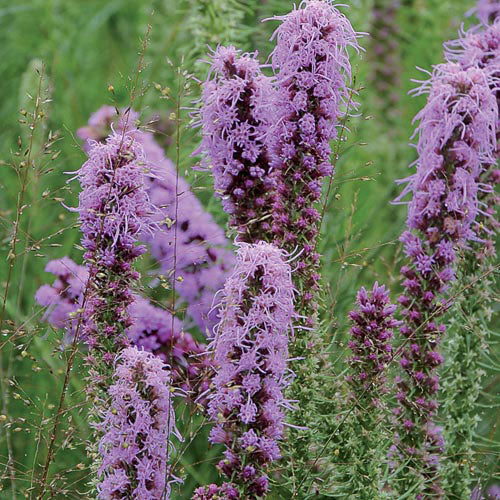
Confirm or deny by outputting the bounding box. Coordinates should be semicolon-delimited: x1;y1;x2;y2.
198;46;276;241
96;346;180;499
445;20;500;152
206;241;296;497
370;0;401;120
192;483;239;499
392;63;497;496
267;0;361;326
78;106;234;333
347;282;398;395
76;131;158;351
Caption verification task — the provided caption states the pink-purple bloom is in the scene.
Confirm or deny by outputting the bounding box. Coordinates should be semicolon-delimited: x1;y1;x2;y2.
198;46;276;241
75;130;157;350
96;346;181;499
78;106;234;334
392;62;497;495
266;0;361;326
206;241;296;496
347;282;399;395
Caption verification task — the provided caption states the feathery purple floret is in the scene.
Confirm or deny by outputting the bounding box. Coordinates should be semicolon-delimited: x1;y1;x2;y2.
76;131;157;349
474;0;500;24
78;106;234;333
347;282;399;396
392;63;497;495
96;346;181;500
445;20;500;153
266;0;361;327
206;241;296;497
198;46;276;241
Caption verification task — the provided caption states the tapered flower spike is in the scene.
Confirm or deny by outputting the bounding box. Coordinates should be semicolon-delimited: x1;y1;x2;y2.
76;131;158;352
96;346;181;499
78;106;235;334
206;241;296;498
197;46;276;242
391;62;497;497
440;21;500;497
326;282;399;496
267;0;362;327
264;1;363;491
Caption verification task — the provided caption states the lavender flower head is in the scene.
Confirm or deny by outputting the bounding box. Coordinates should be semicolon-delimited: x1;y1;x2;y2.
78;106;234;334
445;20;500;152
347;282;399;395
96;346;181;499
392;63;497;495
266;0;362;324
206;241;296;497
473;0;500;24
76;131;158;348
198;46;276;241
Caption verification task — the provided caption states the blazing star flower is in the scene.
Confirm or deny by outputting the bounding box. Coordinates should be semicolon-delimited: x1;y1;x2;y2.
347;282;399;395
75;131;158;352
445;19;500;152
206;241;296;497
198;46;276;241
96;346;181;499
332;282;400;495
78;106;234;334
266;0;362;328
392;63;497;496
262;1;362;492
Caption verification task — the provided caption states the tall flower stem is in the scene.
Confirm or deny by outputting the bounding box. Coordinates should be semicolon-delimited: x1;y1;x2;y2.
391;63;497;496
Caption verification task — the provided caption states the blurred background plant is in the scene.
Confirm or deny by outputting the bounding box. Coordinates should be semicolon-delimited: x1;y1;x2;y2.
0;0;497;498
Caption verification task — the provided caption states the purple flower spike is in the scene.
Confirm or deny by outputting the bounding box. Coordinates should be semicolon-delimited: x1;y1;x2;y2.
198;46;276;241
96;346;181;499
347;282;399;396
206;241;296;497
78;106;235;334
392;62;497;495
76;131;158;349
266;0;362;327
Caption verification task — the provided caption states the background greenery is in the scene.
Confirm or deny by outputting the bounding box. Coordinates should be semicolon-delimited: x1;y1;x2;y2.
0;0;497;498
